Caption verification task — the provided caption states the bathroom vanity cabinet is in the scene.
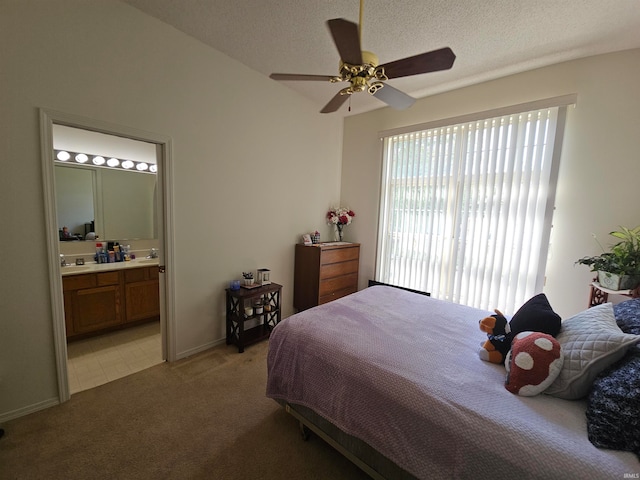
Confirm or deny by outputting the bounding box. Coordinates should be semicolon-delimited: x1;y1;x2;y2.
123;266;160;323
63;266;159;340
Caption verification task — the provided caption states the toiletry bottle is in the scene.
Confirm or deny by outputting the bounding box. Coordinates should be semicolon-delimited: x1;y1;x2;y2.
96;243;103;263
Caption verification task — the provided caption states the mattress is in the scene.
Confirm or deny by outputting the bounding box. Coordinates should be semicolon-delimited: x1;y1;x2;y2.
266;285;639;479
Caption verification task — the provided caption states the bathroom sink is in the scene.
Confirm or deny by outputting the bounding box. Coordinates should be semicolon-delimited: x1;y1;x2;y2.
136;258;159;264
62;265;91;274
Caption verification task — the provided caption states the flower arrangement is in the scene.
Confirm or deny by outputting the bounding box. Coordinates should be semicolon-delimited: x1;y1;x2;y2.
327;207;356;226
327;207;355;241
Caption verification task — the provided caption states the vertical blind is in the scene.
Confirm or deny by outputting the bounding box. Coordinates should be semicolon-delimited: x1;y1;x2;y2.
376;106;565;313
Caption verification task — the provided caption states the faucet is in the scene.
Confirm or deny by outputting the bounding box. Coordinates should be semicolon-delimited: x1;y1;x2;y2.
60;254;67;267
147;248;158;259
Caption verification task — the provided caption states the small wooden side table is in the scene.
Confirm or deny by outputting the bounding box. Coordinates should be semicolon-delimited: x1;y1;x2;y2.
588;280;640;308
226;283;282;353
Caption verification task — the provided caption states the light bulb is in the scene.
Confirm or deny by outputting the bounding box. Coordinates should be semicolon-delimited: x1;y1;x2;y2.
107;158;120;167
56;151;70;161
92;156;105;165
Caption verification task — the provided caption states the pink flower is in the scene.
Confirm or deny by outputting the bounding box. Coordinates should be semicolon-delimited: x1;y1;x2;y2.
326;207;356;226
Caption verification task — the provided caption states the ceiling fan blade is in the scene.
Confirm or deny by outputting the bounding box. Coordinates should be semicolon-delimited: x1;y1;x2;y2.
270;73;335;82
320;91;350;114
372;84;416;110
327;18;362;65
379;47;456;79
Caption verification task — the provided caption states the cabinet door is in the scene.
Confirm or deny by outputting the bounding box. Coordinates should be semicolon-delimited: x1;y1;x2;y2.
125;279;160;322
72;285;122;334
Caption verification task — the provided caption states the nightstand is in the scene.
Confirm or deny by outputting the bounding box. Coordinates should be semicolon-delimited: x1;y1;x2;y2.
226;283;282;353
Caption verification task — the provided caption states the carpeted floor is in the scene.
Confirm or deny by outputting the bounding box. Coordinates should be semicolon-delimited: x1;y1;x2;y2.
0;340;369;479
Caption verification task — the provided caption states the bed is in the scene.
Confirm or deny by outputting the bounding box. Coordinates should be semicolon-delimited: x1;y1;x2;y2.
266;285;640;479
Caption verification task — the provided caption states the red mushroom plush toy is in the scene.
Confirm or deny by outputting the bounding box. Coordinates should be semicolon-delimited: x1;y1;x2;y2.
504;331;564;396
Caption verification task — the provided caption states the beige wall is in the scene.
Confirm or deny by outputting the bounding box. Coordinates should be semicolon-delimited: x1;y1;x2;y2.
342;48;640;319
0;1;342;420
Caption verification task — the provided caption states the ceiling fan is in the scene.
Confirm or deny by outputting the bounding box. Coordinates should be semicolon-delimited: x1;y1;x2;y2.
269;1;456;113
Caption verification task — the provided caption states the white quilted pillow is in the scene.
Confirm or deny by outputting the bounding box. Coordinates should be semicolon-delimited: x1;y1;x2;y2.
545;303;640;400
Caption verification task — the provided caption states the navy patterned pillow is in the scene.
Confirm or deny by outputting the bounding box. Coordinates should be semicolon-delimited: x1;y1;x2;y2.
613;298;640;335
586;346;640;458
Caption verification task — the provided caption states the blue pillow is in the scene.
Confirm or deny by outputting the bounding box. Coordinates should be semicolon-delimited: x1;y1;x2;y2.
586;346;640;458
613;298;640;335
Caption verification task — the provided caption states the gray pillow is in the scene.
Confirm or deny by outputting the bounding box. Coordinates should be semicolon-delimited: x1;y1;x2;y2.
545;303;640;400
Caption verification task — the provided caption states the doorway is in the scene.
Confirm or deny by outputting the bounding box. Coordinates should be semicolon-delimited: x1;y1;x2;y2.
40;109;175;403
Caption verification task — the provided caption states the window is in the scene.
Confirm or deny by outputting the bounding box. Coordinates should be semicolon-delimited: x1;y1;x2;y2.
376;99;571;312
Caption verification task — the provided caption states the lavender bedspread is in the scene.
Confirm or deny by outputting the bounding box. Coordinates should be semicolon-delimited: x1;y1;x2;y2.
266;286;639;479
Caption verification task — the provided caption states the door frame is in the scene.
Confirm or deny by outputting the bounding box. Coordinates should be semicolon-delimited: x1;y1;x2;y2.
39;108;176;402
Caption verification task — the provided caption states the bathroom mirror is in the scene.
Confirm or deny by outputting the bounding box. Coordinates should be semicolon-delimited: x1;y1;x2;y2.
55;164;157;241
53;124;158;241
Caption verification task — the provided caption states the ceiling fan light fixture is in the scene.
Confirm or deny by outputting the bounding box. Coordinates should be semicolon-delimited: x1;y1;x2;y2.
368;81;384;95
374;66;388;81
268;5;455;114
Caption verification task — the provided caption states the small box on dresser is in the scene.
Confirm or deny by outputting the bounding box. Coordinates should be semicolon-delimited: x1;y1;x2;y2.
294;242;360;311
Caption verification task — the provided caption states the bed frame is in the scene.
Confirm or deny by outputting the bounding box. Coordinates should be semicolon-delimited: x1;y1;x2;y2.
279;400;416;480
278;281;425;479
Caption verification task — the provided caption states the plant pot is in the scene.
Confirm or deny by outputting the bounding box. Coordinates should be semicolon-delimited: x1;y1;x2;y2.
597;271;640;291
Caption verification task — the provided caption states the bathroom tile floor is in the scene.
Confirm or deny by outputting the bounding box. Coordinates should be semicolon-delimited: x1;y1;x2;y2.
67;321;163;395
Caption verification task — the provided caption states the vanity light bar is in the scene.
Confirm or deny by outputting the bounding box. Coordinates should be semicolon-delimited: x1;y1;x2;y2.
54;149;157;175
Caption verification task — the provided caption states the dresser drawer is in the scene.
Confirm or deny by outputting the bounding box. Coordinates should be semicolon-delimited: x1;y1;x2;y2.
321;247;360;265
319;272;358;298
319;284;358;305
320;259;359;280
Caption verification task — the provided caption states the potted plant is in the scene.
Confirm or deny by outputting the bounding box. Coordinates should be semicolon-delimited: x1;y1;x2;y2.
242;271;254;286
576;226;640;290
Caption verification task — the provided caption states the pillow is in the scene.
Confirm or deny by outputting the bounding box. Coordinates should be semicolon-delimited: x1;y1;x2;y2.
509;293;561;337
505;331;563;396
586;346;640;457
613;298;640;335
545;303;640;400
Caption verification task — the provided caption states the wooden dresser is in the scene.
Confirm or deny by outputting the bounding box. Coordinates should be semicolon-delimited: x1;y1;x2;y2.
294;242;360;311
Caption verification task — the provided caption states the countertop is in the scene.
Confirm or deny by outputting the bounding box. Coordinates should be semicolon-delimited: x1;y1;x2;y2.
60;258;159;276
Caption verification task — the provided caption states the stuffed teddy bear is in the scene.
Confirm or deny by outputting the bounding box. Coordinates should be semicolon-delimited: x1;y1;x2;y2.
478;293;562;365
479;309;512;364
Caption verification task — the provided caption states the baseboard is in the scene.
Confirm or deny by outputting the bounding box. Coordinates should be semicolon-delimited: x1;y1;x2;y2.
0;397;60;423
175;336;227;360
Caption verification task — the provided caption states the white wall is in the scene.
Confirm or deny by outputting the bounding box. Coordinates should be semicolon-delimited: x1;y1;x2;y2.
0;1;342;421
342;48;640;319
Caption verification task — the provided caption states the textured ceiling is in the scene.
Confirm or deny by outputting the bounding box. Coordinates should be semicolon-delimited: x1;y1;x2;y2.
122;0;640;116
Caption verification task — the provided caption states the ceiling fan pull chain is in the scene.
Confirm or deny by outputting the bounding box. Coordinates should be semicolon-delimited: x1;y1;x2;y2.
349;95;352;112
